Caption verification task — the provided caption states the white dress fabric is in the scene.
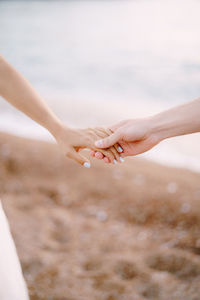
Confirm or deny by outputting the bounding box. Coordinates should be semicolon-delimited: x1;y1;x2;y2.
0;201;29;300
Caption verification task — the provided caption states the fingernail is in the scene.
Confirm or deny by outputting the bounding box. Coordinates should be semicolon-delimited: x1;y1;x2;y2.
119;157;124;163
118;146;123;153
84;162;91;168
95;140;102;147
113;159;117;165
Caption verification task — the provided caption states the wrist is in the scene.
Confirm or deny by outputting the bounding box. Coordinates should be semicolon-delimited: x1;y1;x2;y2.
150;112;177;141
47;118;69;140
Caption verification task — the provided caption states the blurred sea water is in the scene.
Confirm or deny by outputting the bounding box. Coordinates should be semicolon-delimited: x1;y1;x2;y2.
0;0;200;171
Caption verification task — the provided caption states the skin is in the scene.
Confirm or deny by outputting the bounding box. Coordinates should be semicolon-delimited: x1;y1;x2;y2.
0;55;121;167
92;98;200;160
3;54;198;164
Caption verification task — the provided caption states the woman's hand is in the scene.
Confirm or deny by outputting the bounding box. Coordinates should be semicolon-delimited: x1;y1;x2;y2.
0;56;120;167
53;124;121;167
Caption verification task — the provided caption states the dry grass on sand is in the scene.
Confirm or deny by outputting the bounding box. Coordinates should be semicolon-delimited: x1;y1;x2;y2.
0;132;200;300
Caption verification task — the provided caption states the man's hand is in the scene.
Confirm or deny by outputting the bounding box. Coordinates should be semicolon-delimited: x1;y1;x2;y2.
90;118;162;161
54;124;121;167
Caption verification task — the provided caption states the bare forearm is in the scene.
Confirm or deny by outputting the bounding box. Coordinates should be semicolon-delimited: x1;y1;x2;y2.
0;55;63;137
0;55;118;166
151;98;200;141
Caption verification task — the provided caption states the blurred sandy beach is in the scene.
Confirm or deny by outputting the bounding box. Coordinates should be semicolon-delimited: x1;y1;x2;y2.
1;132;200;299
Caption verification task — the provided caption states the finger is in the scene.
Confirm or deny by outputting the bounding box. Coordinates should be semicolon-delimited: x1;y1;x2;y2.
95;152;111;163
99;128;123;159
105;128;121;153
95;152;104;159
88;128;114;163
66;148;91;168
104;157;110;163
95;131;121;149
94;148;113;163
117;141;127;157
93;128;121;163
90;150;95;157
94;128;120;164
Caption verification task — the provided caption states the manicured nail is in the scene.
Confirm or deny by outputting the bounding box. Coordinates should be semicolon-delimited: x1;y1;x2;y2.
119;157;124;163
84;162;91;168
113;159;117;165
95;140;103;147
118;146;123;153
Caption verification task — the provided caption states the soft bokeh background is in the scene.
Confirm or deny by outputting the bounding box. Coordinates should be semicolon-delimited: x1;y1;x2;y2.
1;2;200;300
1;0;200;170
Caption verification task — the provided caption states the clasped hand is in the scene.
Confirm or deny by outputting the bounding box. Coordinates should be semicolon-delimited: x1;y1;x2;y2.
55;117;161;168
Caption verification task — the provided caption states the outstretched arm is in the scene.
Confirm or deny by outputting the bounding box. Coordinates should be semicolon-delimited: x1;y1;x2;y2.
0;55;119;166
92;98;200;158
0;55;63;137
148;98;200;140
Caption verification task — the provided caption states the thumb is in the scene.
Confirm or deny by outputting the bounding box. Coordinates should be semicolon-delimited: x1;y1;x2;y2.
95;131;120;149
66;149;91;168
